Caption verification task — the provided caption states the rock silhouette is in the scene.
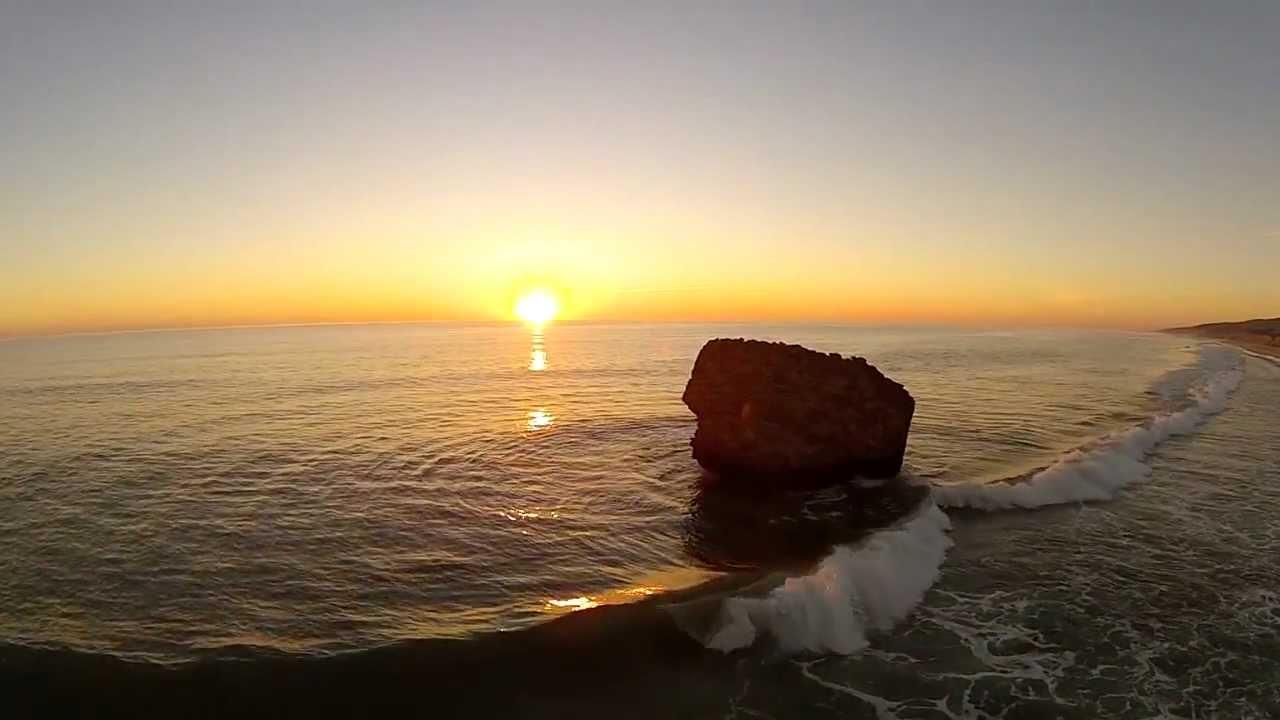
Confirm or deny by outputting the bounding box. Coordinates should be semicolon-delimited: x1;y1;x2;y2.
682;339;914;488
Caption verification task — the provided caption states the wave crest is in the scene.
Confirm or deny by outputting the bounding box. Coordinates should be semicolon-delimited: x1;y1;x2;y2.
687;345;1244;657
934;346;1243;511
699;501;953;654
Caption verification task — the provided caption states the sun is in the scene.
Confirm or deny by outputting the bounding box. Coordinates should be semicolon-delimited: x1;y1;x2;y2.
515;289;559;327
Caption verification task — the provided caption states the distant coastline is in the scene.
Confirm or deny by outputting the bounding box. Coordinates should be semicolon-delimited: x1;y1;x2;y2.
1163;317;1280;360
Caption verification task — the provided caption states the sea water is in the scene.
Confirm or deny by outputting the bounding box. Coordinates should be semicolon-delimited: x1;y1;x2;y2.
1;324;1276;717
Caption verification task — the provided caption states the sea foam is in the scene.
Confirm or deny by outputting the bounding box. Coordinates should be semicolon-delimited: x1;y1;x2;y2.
696;345;1243;656
934;346;1243;511
703;501;953;654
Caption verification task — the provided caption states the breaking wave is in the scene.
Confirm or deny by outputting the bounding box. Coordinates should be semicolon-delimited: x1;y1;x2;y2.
687;344;1246;657
698;501;953;654
934;345;1243;511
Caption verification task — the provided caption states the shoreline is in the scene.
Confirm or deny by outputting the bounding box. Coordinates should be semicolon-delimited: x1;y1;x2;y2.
1229;340;1280;361
1163;331;1280;361
0;483;939;718
1161;317;1279;362
1211;339;1277;361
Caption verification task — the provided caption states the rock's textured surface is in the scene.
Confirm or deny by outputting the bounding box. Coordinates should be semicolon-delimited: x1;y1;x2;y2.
681;338;914;486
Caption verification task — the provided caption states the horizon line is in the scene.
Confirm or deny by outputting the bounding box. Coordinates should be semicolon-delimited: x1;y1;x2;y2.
0;316;1195;343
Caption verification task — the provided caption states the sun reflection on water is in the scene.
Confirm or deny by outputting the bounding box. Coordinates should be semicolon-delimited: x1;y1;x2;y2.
529;330;547;372
546;596;599;611
544;586;663;613
527;409;554;431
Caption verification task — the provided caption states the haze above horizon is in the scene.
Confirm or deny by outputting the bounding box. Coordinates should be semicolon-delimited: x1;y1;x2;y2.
3;2;1278;336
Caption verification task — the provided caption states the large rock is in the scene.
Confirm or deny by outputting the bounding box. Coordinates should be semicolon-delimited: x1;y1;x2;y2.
681;338;914;487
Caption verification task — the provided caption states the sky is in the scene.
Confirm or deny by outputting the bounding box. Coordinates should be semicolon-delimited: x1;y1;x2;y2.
2;1;1277;336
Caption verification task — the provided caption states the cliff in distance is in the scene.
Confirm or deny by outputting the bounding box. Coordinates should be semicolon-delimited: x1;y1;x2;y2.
1164;317;1280;356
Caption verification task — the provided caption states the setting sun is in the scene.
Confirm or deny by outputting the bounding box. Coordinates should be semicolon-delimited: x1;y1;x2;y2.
515;290;559;327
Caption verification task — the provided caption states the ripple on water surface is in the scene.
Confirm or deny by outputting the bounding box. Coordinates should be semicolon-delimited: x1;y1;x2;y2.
0;324;1258;677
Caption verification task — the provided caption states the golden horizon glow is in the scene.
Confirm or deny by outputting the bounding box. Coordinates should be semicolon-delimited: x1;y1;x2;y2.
3;6;1278;337
515;290;560;328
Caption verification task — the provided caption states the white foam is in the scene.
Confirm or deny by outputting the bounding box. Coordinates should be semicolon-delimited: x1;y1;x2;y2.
704;501;953;654
934;347;1243;511
695;346;1242;656
1239;347;1280;371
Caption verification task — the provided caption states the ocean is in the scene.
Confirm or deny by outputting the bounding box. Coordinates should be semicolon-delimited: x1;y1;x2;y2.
1;324;1276;718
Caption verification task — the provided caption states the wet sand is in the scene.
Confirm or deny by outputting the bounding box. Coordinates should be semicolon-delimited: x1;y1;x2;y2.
1233;339;1280;360
1163;329;1280;362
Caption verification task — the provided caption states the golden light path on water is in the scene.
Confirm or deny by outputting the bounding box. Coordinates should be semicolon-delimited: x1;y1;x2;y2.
518;289;555;374
526;328;552;431
529;330;547;372
545;586;663;613
518;318;695;617
527;409;554;431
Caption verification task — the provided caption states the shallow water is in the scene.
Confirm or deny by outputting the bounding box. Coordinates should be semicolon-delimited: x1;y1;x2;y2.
1;324;1276;717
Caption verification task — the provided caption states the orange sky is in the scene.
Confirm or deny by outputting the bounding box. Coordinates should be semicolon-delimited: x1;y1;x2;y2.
3;4;1277;337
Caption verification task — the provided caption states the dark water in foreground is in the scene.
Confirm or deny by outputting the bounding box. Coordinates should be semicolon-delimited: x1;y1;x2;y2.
1;324;1276;718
